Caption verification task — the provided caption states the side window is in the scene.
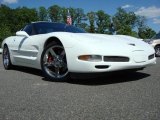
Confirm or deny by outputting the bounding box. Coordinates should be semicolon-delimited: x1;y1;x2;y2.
23;24;32;35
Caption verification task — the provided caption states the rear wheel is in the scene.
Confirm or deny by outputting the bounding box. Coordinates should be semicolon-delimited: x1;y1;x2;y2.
2;45;13;70
41;43;69;81
155;45;160;57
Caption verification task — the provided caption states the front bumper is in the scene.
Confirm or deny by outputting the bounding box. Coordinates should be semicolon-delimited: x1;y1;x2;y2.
66;48;156;73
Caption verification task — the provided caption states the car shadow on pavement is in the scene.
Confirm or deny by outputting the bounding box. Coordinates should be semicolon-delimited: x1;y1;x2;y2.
12;66;150;86
67;71;150;86
12;66;43;76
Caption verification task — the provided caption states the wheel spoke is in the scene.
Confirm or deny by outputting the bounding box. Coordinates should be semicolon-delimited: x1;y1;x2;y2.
44;62;52;67
156;48;160;55
44;54;48;62
61;61;67;69
60;50;65;56
49;48;57;57
55;67;60;77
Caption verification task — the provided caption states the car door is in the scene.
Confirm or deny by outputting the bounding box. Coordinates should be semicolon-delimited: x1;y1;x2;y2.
13;24;39;67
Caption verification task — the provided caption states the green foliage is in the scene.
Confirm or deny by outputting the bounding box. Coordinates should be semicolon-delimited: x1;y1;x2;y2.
113;8;137;36
138;27;156;39
14;7;38;31
38;6;48;21
136;16;156;39
48;5;62;22
79;23;88;32
136;16;146;29
0;5;13;44
0;4;38;44
0;24;12;45
87;11;96;33
96;10;111;34
61;7;68;23
74;8;86;27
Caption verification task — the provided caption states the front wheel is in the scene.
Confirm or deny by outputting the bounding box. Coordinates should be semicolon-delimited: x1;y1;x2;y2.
41;43;69;81
155;46;160;57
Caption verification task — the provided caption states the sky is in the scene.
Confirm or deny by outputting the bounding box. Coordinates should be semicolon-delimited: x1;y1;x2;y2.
0;0;160;33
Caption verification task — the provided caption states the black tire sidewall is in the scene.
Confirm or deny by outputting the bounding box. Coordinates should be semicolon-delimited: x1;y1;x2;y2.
2;46;12;70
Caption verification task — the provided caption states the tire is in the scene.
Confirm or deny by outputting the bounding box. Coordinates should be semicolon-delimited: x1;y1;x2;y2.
155;45;160;57
2;45;13;70
41;43;69;81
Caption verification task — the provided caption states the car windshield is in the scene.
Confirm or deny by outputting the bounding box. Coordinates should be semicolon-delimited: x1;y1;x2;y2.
151;32;160;39
33;22;86;34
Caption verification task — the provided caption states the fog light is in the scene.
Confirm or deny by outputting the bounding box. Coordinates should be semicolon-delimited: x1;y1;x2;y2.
78;55;102;62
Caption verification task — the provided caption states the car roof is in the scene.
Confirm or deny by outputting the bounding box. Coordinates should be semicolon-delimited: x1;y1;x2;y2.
31;21;66;25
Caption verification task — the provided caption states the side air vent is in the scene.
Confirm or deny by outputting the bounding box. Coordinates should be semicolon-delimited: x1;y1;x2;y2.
148;54;154;60
104;56;129;62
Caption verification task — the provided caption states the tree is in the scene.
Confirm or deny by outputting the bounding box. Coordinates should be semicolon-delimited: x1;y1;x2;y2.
38;6;48;21
0;4;13;31
61;7;68;23
138;27;156;39
13;7;38;31
0;5;13;43
136;16;146;29
0;24;12;44
135;16;155;39
87;11;96;33
79;23;88;31
113;8;137;36
48;5;62;22
74;8;86;27
96;10;111;34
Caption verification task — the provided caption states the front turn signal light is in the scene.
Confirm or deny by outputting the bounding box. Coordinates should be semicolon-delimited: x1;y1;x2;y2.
78;55;102;62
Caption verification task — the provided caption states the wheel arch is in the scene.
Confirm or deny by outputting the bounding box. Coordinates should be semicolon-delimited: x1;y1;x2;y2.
44;37;63;49
42;36;70;67
155;44;160;48
2;43;8;49
43;37;69;64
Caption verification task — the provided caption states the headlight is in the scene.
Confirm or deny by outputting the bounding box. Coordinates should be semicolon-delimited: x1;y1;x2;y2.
78;55;102;62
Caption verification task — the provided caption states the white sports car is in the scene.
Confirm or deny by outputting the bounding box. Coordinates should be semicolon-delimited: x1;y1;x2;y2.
2;22;156;81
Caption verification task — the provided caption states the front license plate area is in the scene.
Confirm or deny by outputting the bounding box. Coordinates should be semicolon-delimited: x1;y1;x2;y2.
133;51;147;63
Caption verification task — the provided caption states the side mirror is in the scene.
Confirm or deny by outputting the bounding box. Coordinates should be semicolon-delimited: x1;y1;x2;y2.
16;31;29;37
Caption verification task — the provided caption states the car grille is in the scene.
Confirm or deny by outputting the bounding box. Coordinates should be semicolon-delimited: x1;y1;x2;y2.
103;56;129;62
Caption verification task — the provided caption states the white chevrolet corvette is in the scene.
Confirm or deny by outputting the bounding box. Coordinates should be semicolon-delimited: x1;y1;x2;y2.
2;22;156;81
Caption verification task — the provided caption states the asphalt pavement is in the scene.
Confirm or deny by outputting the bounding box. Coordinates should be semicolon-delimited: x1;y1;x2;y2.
0;54;160;120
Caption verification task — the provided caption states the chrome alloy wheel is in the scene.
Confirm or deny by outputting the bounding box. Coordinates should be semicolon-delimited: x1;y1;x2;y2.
42;45;68;79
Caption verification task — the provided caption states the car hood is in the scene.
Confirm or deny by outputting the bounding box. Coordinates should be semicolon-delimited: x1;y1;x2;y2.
71;33;152;51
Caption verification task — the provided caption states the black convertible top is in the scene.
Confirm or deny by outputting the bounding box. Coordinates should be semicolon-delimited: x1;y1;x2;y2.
22;21;86;36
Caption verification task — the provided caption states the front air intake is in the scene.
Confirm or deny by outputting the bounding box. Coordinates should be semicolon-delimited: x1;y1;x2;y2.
95;65;109;69
104;56;129;62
